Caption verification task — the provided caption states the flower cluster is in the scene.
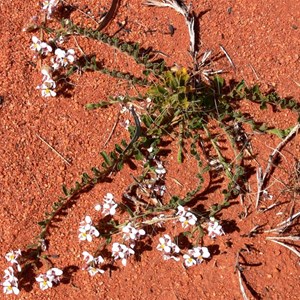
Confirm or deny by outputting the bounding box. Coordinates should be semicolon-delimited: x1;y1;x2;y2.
112;243;135;266
82;251;105;276
42;0;59;18
95;193;118;216
157;234;180;261
2;267;20;295
30;36;52;57
35;268;63;290
36;69;57;97
29;36;76;98
207;217;225;238
122;223;146;242
176;205;197;228
51;48;75;70
78;216;100;242
183;246;210;267
1;250;22;295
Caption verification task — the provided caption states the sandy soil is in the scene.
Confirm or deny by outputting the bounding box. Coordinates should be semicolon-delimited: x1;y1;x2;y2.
0;0;299;299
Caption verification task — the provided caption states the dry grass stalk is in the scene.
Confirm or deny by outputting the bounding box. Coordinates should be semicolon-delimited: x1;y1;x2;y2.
36;134;72;166
235;250;249;300
266;237;300;258
256;124;300;208
144;0;196;56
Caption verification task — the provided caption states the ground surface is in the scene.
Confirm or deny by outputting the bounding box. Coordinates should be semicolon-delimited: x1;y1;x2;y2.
0;0;300;299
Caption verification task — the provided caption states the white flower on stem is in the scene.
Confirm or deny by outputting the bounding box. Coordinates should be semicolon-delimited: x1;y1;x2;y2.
3;267;16;281
97;193;118;216
35;274;52;290
179;211;197;229
51;48;75;70
207;217;225;238
87;266;105;276
40;42;52;56
154;160;166;176
189;246;210;264
82;251;105;276
156;234;172;253
30;36;42;52
122;223;145;241
46;268;63;284
78;216;99;242
82;251;94;264
36;268;63;290
2;278;19;295
176;205;186;217
5;250;22;272
112;243;134;266
183;254;197;267
37;69;56;97
37;80;56;97
157;234;181;261
42;0;59;18
176;205;197;228
30;36;52;56
2;267;19;294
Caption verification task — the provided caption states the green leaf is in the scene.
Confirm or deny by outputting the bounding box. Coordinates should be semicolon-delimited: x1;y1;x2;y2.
62;184;69;196
100;151;112;166
266;127;291;138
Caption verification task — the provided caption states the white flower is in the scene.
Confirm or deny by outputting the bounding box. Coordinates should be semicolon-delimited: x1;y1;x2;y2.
51;48;75;70
122;223;145;241
46;268;63;284
189;246;210;264
42;0;59;18
36;274;53;290
87;266;105;276
183;254;197;267
82;251;104;265
176;205;186;217
179;211;197;229
95;204;101;211
120;105;129;114
100;193;118;216
157;234;172;253
30;36;42;52
36;268;63;290
5;250;22;272
82;251;94;264
2;267;19;294
78;216;99;242
30;36;52;55
37;69;56;97
3;267;16;281
157;235;181;261
40;42;52;55
112;243;134;266
82;252;105;276
154;160;166;175
207;217;225;238
37;80;57;97
2;279;19;295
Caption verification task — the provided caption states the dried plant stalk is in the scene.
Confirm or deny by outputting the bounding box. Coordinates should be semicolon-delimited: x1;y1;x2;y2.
144;0;196;56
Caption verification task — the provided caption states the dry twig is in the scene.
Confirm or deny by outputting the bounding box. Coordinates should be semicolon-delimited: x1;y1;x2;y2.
235;250;249;300
266;237;300;258
144;0;196;56
256;124;300;208
36;134;72;166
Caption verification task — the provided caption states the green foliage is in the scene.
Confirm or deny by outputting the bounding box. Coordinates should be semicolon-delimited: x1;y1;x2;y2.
26;12;300;274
